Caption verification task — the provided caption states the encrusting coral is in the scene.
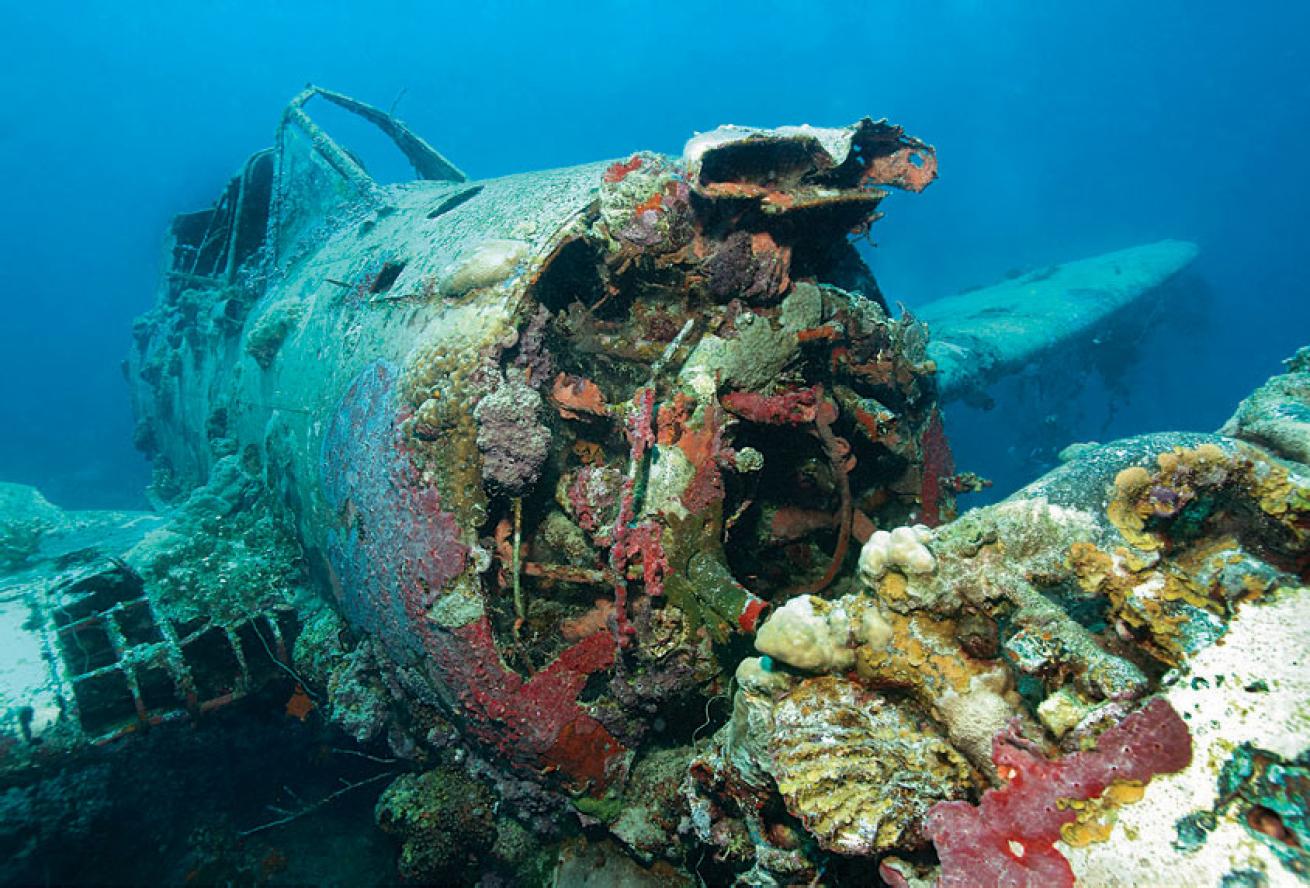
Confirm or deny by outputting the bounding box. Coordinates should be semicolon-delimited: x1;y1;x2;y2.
375;767;497;883
116;81;1309;887
857;524;936;583
688;349;1310;886
474;371;551;495
244;299;304;369
769;675;977;855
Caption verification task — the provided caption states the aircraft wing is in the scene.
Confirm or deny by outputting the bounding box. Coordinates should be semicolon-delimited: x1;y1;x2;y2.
920;239;1199;402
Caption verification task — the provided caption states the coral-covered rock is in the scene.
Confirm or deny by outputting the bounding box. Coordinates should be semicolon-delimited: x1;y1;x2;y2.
754;594;856;673
857;524;936;583
474;373;551;495
375;767;496;883
1215;345;1310;463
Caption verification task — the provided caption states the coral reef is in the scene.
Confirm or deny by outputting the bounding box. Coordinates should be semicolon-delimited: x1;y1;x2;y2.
115;88;1306;887
754;595;860;672
689;352;1309;883
374;767;496;883
1061;585;1310;887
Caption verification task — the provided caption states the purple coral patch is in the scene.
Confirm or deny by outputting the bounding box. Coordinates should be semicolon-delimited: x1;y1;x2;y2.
474;376;551;495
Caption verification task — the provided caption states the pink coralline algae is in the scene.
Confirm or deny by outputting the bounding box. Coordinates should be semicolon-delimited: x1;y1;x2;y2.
704;229;792;302
606;388;661;640
611;519;667;600
511;303;554;386
603;155;643;183
721;385;821;426
566;465;621;538
676;401;732;515
917;698;1192;888
626;387;658;463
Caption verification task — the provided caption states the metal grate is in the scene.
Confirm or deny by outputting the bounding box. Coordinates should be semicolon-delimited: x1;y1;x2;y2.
39;560;301;743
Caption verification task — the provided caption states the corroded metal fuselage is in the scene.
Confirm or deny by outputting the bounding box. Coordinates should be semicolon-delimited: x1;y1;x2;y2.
129;88;948;792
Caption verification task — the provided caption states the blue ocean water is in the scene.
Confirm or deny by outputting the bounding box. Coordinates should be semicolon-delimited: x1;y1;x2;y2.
0;0;1306;509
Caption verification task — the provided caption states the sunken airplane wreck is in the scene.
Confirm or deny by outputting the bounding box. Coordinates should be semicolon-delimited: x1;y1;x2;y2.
7;87;1306;887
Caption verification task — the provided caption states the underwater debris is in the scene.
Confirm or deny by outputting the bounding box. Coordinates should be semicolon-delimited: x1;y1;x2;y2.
689;352;1309;882
0;463;314;759
920;240;1200;405
128;88;960;802
0;86;1280;885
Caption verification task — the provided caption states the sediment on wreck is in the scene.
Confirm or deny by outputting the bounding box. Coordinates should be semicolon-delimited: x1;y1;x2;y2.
111;89;1310;888
123;87;993;885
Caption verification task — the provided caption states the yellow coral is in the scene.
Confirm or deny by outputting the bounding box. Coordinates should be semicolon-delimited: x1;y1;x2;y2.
1057;780;1147;849
1068;541;1114;593
856;610;978;698
878;571;909;603
1106;497;1158;550
1107;443;1310;555
1067;542;1193;664
1115;465;1152;495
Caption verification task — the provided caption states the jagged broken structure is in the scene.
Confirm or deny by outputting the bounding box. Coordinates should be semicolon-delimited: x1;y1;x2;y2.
6;88;1297;888
127;86;963;795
